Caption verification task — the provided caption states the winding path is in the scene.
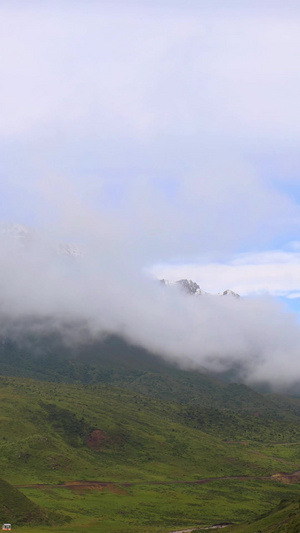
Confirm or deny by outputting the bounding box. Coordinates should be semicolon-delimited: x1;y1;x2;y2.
15;469;300;490
169;525;232;532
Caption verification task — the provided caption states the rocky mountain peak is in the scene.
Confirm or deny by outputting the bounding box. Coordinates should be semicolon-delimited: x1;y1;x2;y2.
0;222;83;259
222;289;240;298
160;278;240;298
176;279;203;295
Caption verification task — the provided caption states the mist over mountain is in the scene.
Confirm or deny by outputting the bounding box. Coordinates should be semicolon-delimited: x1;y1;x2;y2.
0;222;300;391
1;4;300;531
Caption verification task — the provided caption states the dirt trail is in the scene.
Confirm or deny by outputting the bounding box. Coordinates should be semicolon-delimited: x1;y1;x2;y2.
249;450;300;467
15;477;255;490
225;441;300;446
15;470;300;491
169;529;195;533
225;441;300;467
169;525;232;532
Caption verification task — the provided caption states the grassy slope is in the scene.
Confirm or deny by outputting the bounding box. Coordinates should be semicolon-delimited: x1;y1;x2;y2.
0;376;295;485
226;497;300;532
2;334;300;531
0;375;300;531
1;333;299;416
16;482;300;533
0;478;62;527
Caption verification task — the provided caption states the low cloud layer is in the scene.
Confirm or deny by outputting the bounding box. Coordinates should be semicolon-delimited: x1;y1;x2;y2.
1;226;300;390
0;3;300;390
153;247;300;299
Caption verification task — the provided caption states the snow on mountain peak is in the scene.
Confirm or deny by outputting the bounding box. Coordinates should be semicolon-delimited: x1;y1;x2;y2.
160;278;203;295
0;222;83;259
160;278;240;298
222;289;240;298
176;279;203;295
0;222;31;240
57;243;84;258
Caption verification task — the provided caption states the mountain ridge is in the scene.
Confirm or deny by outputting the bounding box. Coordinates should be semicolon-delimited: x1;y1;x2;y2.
160;278;240;297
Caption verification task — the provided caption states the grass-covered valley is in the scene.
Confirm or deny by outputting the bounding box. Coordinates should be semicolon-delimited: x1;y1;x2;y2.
0;336;300;531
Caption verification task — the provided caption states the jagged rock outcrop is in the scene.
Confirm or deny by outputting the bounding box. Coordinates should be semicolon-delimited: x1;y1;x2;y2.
160;278;240;298
222;289;240;298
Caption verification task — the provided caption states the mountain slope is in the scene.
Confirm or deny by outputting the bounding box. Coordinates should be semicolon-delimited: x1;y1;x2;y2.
226;498;300;532
0;371;299;531
0;333;299;443
0;477;61;526
0;375;299;532
0;375;294;485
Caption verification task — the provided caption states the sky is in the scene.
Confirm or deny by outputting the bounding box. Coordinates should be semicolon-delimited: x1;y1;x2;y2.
1;1;300;388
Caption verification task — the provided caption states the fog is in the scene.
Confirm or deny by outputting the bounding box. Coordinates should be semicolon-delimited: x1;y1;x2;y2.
1;2;300;389
1;225;300;391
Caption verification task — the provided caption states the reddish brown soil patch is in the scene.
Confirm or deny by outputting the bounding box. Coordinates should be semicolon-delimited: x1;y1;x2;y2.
65;481;127;494
271;470;300;484
18;480;127;494
87;429;109;450
66;481;104;493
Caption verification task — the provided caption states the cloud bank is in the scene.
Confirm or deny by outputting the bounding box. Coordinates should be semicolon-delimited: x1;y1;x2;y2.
0;2;300;389
0;227;300;391
153;246;300;299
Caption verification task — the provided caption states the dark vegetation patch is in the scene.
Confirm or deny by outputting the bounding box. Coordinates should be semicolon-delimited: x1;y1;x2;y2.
39;402;94;447
180;404;300;442
0;477;66;526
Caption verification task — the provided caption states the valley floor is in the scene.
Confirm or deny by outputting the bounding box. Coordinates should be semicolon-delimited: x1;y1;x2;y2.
1;376;300;531
11;471;300;533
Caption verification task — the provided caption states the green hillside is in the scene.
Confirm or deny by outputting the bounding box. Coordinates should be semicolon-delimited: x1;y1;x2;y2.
226;497;300;532
1;334;300;530
0;478;61;527
0;333;299;415
0;374;298;531
0;375;295;485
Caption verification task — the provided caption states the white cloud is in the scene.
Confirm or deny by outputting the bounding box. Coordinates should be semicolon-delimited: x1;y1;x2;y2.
152;247;300;298
1;228;300;389
1;2;300;389
0;2;299;254
0;2;299;146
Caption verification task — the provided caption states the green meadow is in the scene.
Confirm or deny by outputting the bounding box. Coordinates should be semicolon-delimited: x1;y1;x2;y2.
14;480;300;533
0;373;300;531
